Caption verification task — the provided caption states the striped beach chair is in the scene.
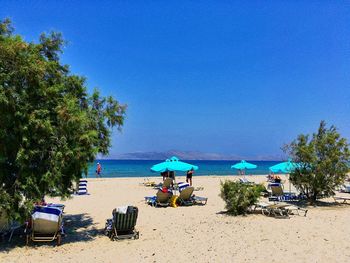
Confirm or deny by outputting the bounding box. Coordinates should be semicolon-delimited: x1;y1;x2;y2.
105;206;139;240
26;206;64;245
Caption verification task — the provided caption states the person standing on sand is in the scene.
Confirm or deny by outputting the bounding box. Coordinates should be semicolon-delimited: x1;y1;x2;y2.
161;171;168;181
96;162;102;178
186;169;194;186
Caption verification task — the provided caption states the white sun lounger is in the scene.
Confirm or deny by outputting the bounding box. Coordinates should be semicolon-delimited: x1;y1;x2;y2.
334;196;350;204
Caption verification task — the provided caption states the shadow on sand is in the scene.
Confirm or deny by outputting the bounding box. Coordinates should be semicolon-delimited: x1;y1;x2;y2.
0;213;104;252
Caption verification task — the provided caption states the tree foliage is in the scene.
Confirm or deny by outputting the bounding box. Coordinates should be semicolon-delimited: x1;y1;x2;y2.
0;19;126;221
286;121;350;203
220;180;265;215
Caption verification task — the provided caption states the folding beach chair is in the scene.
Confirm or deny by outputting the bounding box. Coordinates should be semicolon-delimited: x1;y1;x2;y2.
105;206;139;240
239;178;254;184
26;206;63;245
269;184;297;202
176;185;208;206
340;185;350;193
145;190;172;207
178;186;195;206
0;209;21;242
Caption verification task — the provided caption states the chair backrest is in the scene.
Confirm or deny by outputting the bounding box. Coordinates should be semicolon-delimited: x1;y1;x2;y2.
179;187;194;201
32;207;62;234
344;185;350;193
156;190;171;203
163;178;173;188
112;206;138;231
239;178;249;183
271;185;284;197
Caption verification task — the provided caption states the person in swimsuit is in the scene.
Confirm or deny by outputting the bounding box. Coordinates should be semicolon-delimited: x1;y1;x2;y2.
161;171;168;181
96;162;102;178
186;169;194;186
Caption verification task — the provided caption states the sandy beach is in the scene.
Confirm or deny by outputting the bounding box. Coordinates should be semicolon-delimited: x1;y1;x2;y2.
1;175;350;263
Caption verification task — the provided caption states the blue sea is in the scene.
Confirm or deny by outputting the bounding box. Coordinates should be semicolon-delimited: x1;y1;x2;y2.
87;160;281;178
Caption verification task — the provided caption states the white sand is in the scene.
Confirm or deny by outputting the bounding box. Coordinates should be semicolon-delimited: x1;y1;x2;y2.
1;175;350;262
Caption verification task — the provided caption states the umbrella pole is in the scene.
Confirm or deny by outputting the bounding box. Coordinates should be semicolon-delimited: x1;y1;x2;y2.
173;172;177;195
289;173;291;194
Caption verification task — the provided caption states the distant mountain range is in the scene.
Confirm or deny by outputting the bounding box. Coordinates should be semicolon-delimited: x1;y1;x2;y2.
103;150;284;161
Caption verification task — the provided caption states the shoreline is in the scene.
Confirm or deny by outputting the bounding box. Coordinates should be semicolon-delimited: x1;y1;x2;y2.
86;174;274;179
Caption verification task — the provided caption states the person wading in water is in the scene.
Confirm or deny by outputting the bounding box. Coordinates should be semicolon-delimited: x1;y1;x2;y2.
96;162;102;178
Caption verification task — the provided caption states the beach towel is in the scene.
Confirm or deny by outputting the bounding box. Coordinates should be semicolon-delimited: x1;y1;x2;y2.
32;206;62;223
178;182;190;192
46;203;65;211
116;206;129;214
77;179;88;195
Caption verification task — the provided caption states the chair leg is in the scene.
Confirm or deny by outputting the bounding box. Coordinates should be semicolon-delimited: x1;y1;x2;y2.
57;234;61;246
8;229;14;242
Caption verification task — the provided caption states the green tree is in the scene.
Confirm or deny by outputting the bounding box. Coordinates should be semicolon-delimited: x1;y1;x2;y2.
0;19;126;221
286;121;350;203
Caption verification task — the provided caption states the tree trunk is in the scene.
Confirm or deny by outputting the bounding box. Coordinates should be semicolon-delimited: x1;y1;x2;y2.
311;192;318;204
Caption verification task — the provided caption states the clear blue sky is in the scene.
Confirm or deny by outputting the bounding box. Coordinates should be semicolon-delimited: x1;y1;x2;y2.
2;1;350;158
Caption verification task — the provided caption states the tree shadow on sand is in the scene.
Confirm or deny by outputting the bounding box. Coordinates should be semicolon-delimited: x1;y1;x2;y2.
0;213;104;252
63;213;103;243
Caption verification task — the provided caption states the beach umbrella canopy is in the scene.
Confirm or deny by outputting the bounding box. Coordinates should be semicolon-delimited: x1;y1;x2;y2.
150;156;199;173
231;160;257;170
269;159;299;173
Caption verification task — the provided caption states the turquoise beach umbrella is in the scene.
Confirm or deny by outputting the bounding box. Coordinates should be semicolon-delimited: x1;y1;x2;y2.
269;159;299;173
150;156;199;173
269;159;300;194
231;160;257;170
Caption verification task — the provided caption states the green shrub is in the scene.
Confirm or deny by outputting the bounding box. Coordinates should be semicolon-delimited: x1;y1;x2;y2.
220;180;265;215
